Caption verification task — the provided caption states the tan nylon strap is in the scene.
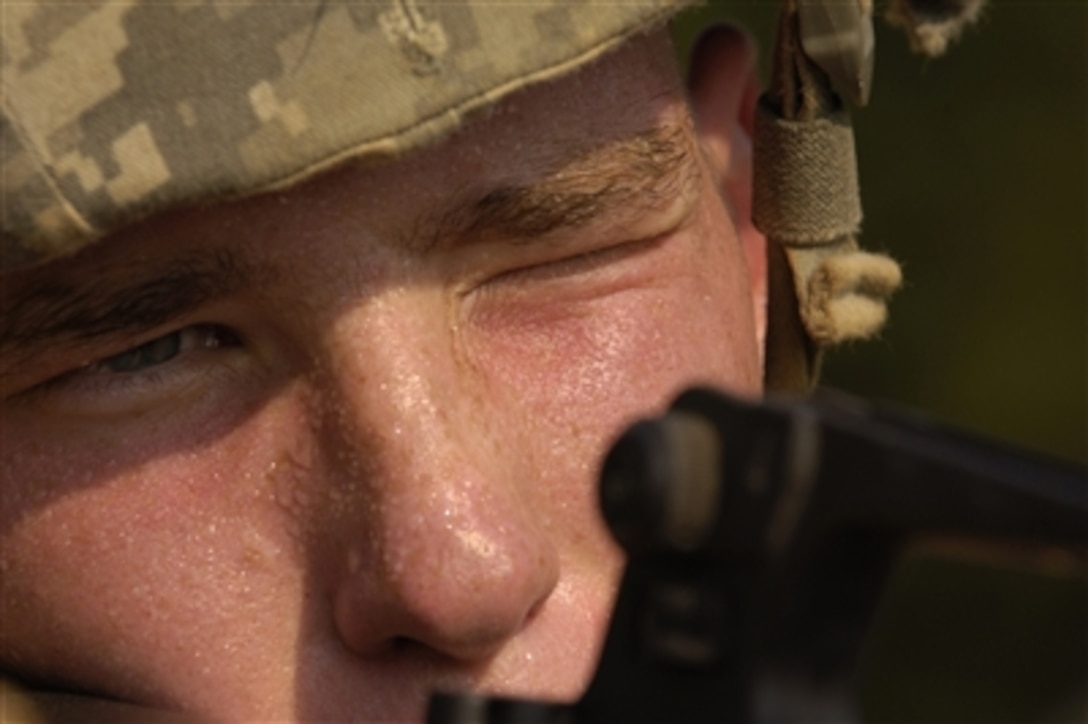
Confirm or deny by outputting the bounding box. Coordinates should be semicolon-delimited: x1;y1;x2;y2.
764;242;819;395
752;101;862;245
759;0;901;394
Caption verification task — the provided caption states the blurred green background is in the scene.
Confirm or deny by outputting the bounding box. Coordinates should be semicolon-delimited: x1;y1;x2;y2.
674;2;1086;721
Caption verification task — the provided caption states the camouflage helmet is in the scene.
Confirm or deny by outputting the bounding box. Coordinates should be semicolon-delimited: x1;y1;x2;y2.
1;0;691;268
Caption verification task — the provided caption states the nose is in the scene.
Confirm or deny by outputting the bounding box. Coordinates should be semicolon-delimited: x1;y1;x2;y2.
319;299;561;663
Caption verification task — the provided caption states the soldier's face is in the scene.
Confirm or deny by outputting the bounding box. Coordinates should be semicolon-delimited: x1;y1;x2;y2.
0;29;763;721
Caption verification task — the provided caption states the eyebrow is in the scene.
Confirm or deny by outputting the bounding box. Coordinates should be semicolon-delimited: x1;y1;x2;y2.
421;121;699;250
0;249;260;371
0;122;699;370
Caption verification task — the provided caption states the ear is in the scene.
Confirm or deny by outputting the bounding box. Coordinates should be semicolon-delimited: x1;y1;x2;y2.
688;24;768;357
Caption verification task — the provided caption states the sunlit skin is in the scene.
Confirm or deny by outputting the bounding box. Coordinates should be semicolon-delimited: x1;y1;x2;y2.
0;27;764;722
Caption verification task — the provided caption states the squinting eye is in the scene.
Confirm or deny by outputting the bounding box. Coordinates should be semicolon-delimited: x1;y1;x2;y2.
101;332;182;373
90;325;238;375
10;324;246;416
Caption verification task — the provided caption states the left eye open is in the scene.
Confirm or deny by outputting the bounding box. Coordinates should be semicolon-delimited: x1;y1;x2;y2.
93;325;238;375
23;324;245;417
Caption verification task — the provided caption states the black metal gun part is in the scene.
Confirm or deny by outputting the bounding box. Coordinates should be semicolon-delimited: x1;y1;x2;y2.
428;388;1088;724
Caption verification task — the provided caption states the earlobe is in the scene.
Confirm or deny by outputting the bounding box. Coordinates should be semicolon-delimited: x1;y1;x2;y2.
688;24;768;358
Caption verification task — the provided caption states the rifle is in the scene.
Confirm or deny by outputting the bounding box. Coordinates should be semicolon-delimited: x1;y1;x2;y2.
429;388;1088;723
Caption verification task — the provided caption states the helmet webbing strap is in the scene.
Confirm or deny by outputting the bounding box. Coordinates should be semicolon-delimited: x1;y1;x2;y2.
757;0;901;394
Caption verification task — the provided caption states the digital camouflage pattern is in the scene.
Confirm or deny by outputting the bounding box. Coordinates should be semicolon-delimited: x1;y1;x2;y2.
1;0;692;269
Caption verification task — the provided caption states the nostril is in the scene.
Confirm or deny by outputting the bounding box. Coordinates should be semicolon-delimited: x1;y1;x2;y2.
333;540;559;666
523;568;556;626
329;458;562;666
389;636;419;656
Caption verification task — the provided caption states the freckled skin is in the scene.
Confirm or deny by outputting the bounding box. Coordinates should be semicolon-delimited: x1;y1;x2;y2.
0;30;762;722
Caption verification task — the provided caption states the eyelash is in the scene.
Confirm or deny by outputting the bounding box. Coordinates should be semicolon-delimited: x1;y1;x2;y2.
486;234;663;288
30;325;241;413
97;325;236;377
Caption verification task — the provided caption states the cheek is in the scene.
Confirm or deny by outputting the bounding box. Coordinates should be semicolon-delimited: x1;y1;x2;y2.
467;219;760;528
0;400;311;707
476;228;758;431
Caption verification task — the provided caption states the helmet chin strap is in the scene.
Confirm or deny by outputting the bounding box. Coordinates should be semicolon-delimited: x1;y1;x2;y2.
758;0;985;394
